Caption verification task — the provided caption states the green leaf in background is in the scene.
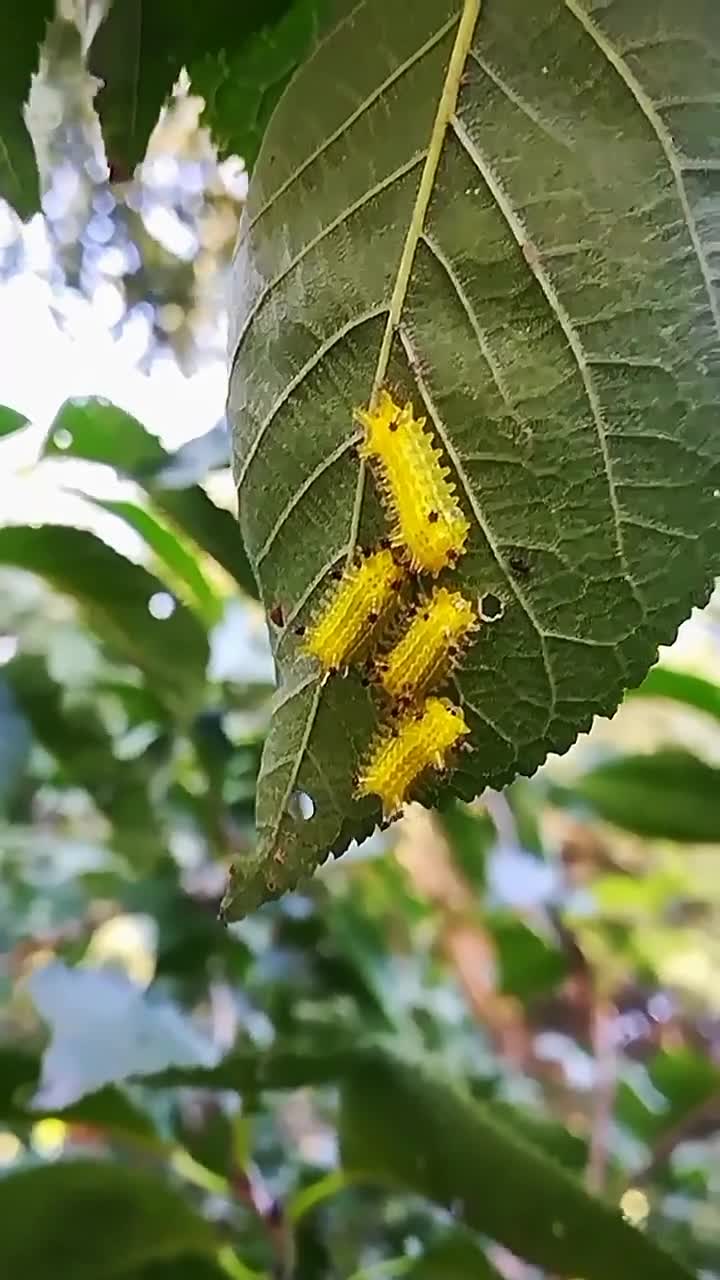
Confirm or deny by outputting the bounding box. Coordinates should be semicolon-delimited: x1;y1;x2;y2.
0;1;53;214
0;525;208;711
225;0;720;916
27;961;220;1109
45;398;257;597
191;0;340;172
340;1050;693;1280
3;654;161;854
554;749;720;842
628;665;720;726
138;1043;358;1093
82;497;223;626
138;1042;580;1181
0;405;30;437
488;914;567;1000
406;1233;503;1280
128;1262;232;1280
0;1161;216;1279
436;801;493;888
88;0;297;178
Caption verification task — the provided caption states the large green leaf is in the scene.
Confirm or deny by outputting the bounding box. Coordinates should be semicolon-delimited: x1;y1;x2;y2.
0;525;208;710
0;1;53;214
0;1161;216;1279
340;1050;693;1280
554;749;720;841
138;1043;584;1181
224;0;720;917
45;398;257;597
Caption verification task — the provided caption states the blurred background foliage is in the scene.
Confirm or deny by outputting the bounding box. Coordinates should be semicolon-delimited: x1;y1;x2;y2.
0;3;719;1279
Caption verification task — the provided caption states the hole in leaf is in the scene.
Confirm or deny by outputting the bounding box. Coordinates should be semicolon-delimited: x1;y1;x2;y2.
54;428;73;450
479;593;504;622
288;790;315;821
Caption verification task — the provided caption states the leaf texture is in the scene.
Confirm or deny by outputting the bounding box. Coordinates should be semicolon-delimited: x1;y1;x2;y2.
226;0;720;917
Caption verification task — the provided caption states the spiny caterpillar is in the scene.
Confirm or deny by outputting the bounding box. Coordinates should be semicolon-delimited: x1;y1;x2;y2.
373;586;478;706
356;695;470;818
354;390;470;576
300;546;404;674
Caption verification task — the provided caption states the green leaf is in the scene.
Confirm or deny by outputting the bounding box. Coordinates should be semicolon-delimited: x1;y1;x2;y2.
224;0;720;916
628;665;720;725
88;0;297;177
4;654;160;850
83;497;224;626
0;526;208;710
0;406;30;438
138;1044;359;1093
406;1234;503;1280
482;1100;587;1174
191;0;340;171
488;914;567;999
436;801;493;888
0;1160;216;1279
340;1050;693;1280
554;750;720;842
0;1;53;214
126;1262;232;1280
27;961;220;1108
46;398;257;597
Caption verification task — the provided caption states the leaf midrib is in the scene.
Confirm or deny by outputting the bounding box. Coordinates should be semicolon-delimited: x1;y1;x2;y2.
258;0;481;852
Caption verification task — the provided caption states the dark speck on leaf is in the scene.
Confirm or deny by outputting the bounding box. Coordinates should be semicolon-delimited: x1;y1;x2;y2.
510;554;531;577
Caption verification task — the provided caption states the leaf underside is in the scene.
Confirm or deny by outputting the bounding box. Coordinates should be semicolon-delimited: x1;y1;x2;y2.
225;0;720;918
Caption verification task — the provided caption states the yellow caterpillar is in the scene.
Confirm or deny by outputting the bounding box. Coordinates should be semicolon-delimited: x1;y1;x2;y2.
356;696;470;818
299;546;404;674
354;390;469;576
373;586;477;706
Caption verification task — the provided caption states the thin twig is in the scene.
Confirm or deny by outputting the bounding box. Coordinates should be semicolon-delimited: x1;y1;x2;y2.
586;998;618;1194
230;1162;295;1280
629;1089;720;1186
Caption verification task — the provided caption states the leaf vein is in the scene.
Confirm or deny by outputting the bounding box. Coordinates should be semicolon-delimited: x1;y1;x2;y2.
256;433;360;566
232;307;387;493
241;11;460;241
564;0;720;345
231;152;427;370
450;111;648;625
